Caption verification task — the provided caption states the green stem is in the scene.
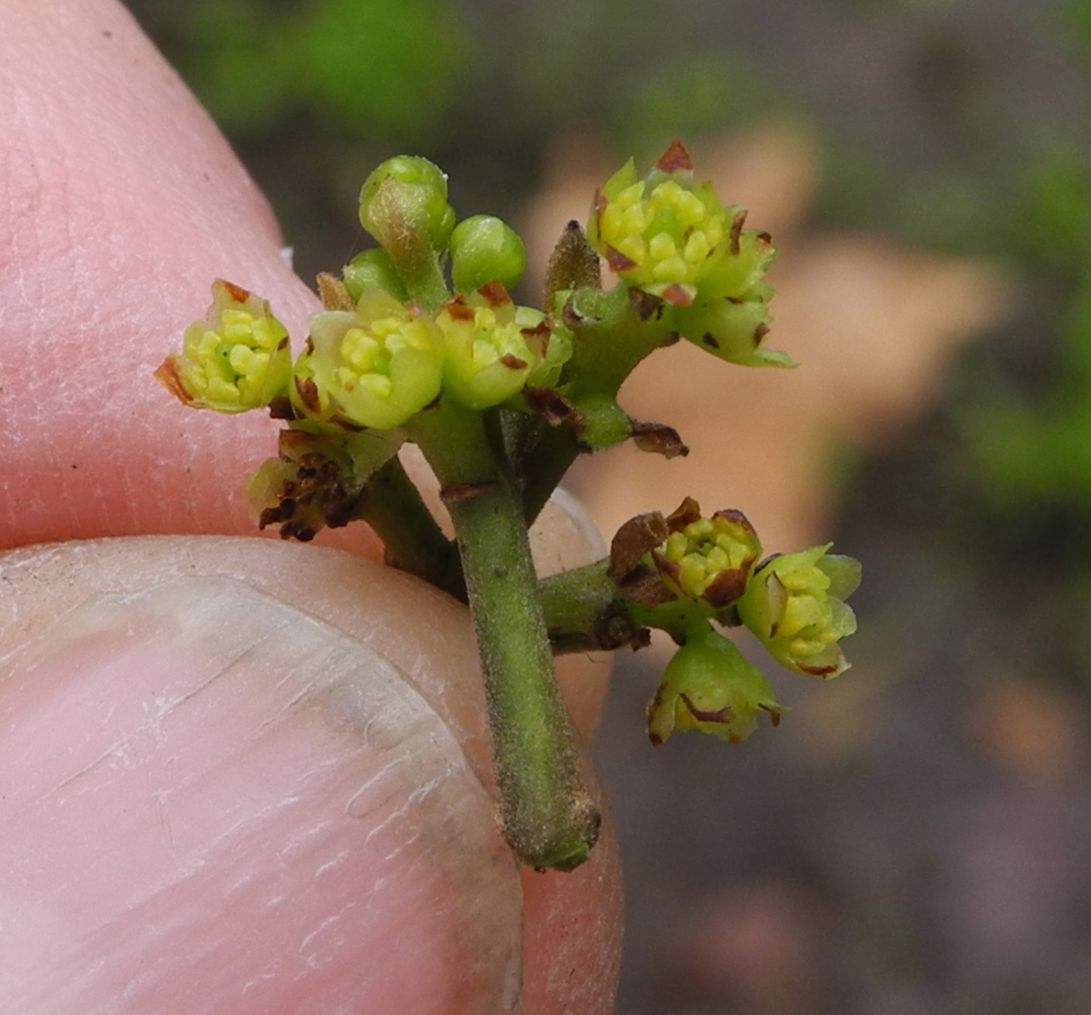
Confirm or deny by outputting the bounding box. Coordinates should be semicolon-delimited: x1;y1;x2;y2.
519;424;584;527
538;558;647;653
411;401;600;870
353;457;465;601
393;245;449;312
518;284;678;523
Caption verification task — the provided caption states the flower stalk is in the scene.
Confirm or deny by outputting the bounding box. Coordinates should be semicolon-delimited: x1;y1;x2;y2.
410;401;600;870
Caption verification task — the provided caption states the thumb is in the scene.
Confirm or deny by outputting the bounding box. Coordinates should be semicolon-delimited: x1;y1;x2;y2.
0;536;621;1013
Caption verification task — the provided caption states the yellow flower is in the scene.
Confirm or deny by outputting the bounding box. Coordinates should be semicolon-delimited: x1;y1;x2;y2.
299;289;444;431
738;545;861;677
156;279;290;413
652;498;761;609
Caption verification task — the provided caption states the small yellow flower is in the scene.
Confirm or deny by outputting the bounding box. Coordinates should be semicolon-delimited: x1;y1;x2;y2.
156;279;291;413
589;142;733;305
738;545;862;677
299;289;444;431
652;498;761;609
436;284;568;410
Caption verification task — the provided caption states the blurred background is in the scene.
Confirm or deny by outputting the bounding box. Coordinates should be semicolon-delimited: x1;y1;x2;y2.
125;1;1091;1010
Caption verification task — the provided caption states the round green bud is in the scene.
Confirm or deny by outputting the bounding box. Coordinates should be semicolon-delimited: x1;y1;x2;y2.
358;155;456;252
342;249;408;303
449;215;527;292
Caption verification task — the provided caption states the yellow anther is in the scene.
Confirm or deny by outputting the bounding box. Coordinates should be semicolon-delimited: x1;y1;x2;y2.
684;232;711;263
648;233;678;261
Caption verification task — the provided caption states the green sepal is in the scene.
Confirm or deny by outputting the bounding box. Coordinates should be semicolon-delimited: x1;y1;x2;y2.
669;297;794;369
646;624;784;746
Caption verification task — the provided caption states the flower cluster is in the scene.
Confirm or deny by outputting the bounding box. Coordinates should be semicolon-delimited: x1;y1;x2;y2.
157;146;863;821
588;141;791;369
632;500;860;746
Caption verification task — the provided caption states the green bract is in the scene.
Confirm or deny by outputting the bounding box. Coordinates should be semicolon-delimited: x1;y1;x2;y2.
646;626;784;745
450;215;527;292
155;279;291;413
358;155;456;252
436;284;560;410
300;289;444;430
652;499;761;609
738;544;862;678
669;296;793;369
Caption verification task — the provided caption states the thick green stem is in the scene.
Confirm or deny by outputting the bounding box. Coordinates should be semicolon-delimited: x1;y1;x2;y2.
411;401;600;870
539;558;647;653
353;457;465;601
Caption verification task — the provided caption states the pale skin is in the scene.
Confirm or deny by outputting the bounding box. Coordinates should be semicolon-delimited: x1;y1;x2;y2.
0;2;622;1011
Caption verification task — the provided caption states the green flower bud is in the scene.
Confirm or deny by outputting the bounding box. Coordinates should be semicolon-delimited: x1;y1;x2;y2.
738;545;862;678
298;289;444;431
647;625;784;746
342;249;409;304
156;279;291;413
652;498;762;609
436;283;563;410
450;215;527;292
359;155;456;252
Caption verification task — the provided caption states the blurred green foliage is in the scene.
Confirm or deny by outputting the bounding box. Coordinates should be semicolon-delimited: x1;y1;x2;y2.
158;0;468;139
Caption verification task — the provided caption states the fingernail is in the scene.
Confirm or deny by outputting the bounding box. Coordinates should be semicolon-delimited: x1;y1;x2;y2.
0;558;522;1011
